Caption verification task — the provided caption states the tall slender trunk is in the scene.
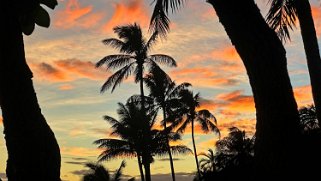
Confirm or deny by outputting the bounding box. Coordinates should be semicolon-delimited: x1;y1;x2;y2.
295;0;321;126
137;154;145;181
0;4;61;180
143;162;151;181
208;0;300;177
191;119;201;179
162;108;176;181
139;65;145;108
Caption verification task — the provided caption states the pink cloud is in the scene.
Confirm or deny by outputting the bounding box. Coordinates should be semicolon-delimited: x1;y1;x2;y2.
54;0;104;29
103;0;150;32
30;59;109;83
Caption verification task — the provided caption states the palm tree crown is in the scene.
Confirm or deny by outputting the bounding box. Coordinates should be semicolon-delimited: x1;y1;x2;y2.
96;23;177;93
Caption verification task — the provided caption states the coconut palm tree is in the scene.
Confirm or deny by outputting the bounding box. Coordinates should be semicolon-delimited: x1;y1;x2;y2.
215;127;254;169
96;23;177;108
266;0;321;126
94;98;191;181
199;149;216;173
0;1;61;180
83;160;130;181
149;0;301;177
144;66;191;181
299;105;319;131
173;89;219;179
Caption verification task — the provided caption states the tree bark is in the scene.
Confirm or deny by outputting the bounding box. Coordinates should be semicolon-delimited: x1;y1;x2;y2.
207;0;300;177
295;0;321;127
162;108;176;181
143;162;151;181
0;4;61;181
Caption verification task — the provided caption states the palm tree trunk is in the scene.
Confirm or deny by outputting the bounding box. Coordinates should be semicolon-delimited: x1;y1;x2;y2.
162;108;176;181
208;0;300;177
295;0;321;127
139;66;145;108
191;120;201;179
143;163;151;181
0;5;61;180
137;155;145;181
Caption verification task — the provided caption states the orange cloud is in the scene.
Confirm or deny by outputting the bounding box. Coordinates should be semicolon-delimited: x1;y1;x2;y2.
54;0;104;29
30;62;70;81
210;46;240;62
0;117;2;125
311;6;321;36
293;85;313;106
103;0;149;32
218;118;256;138
59;84;74;90
216;90;255;113
30;59;109;83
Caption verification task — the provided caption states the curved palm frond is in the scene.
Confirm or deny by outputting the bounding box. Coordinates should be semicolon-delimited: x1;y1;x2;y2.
101;62;135;93
113;23;144;53
102;38;125;52
149;54;177;67
83;162;110;181
113;160;126;181
170;145;192;155
144;30;159;52
150;0;185;36
266;0;297;42
105;56;135;70
96;54;132;68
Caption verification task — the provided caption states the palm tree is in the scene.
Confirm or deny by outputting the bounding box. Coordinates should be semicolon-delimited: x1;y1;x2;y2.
266;0;321;126
144;66;191;181
215;127;254;169
0;1;61;180
299;105;319;131
149;0;301;177
83;160;130;181
94;98;191;181
96;23;177;108
174;89;219;179
199;149;216;173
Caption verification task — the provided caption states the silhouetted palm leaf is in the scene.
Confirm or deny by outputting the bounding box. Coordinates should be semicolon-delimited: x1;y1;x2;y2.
266;0;297;42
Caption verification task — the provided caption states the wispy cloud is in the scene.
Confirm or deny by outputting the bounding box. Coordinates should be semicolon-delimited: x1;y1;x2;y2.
102;0;150;32
30;59;109;83
54;0;104;29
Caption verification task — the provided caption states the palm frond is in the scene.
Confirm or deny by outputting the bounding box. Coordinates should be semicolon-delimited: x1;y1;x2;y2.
170;145;192;155
100;63;135;93
144;30;159;52
103;115;119;125
96;54;132;68
106;56;135;70
266;0;297;42
150;0;185;36
150;0;171;37
113;160;126;181
149;54;177;67
102;38;125;51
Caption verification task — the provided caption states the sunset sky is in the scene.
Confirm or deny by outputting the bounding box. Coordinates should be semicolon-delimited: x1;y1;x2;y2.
1;0;321;180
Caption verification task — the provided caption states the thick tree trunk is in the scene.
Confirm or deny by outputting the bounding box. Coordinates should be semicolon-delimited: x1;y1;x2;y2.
295;0;321;126
162;108;176;181
191;120;201;179
0;5;61;181
208;0;300;177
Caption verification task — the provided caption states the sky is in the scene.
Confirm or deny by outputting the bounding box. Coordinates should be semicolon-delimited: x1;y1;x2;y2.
1;0;321;180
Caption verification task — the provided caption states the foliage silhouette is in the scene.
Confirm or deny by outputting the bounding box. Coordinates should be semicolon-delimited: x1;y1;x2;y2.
144;65;191;181
94;98;191;181
266;0;321;127
150;0;302;177
171;89;219;179
83;160;134;181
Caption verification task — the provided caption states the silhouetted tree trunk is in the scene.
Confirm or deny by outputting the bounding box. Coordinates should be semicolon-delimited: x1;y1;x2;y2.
295;0;321;126
137;155;145;181
0;4;61;181
207;0;300;177
162;108;176;181
191;119;201;179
